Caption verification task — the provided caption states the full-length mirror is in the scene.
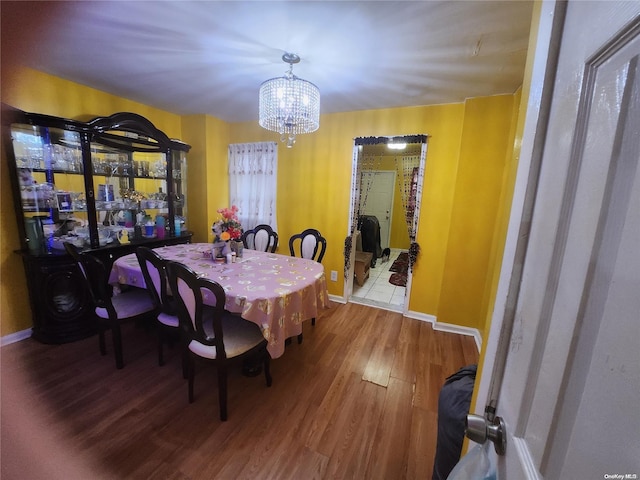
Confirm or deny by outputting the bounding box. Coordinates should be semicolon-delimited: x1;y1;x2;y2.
346;135;427;312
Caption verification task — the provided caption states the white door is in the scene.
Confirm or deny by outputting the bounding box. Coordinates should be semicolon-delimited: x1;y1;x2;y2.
471;1;640;478
361;170;395;249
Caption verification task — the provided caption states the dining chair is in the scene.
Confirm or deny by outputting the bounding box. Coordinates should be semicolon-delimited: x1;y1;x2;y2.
166;260;272;421
288;228;327;262
64;242;157;369
288;228;327;343
241;224;278;253
135;246;186;375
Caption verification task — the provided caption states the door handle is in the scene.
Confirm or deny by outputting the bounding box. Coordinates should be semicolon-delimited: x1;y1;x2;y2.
466;414;506;455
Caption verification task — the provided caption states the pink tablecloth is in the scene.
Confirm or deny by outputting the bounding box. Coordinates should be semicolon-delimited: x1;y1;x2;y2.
109;243;330;358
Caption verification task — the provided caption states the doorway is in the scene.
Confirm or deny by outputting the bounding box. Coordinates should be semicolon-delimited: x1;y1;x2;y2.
345;135;428;312
360;170;395;249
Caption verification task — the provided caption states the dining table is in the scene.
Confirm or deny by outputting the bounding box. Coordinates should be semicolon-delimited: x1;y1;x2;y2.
108;243;330;359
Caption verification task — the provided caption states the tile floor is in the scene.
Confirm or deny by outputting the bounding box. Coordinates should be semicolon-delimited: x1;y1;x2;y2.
350;248;406;312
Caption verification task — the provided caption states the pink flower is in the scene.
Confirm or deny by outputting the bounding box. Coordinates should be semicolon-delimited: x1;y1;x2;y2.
212;205;243;242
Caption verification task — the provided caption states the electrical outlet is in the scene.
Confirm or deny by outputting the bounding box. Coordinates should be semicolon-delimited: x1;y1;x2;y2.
330;270;338;282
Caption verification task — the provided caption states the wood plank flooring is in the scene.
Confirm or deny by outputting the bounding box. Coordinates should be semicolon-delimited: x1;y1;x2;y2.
1;302;478;480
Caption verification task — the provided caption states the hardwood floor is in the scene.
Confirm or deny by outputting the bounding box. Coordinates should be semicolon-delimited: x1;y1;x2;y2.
1;302;478;480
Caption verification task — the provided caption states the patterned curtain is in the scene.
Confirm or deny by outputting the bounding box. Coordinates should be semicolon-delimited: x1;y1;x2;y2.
349;145;363;236
394;153;421;241
228;142;278;231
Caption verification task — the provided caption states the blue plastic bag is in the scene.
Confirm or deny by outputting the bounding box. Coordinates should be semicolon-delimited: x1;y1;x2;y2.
446;442;497;480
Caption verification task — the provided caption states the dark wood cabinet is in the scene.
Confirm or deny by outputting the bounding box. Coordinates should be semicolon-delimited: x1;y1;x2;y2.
23;253;93;343
2;104;192;343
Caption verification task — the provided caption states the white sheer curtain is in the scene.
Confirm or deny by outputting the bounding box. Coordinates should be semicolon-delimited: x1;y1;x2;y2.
228;142;278;231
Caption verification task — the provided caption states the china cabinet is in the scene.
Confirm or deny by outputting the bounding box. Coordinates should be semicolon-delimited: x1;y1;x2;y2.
2;104;192;343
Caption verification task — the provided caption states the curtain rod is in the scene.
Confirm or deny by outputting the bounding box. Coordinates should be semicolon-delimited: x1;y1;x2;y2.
354;134;427;146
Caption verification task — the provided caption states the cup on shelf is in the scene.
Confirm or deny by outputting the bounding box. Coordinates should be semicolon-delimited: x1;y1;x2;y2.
124;211;133;228
155;215;165;240
144;224;155;237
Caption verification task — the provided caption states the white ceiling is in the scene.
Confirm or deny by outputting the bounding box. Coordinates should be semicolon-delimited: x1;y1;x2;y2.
1;1;533;124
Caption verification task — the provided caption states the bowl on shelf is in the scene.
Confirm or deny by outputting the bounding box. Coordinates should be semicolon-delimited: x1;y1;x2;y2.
72;226;112;246
51;235;85;251
74;226;89;239
97;228;114;246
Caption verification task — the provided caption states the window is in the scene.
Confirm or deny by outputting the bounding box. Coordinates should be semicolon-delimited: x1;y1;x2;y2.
228;142;278;231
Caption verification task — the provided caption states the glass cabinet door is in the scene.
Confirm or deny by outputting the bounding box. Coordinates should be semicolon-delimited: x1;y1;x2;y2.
10;123;87;253
89;129;187;246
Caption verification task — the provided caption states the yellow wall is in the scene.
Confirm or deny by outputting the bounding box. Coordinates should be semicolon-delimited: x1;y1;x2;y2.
437;95;516;329
180;114;230;243
0;126;31;337
479;87;522;340
1;65;518;339
1;67;182;135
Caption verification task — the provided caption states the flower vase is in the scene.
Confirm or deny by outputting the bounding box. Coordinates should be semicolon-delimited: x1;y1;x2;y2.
222;241;232;256
231;240;243;258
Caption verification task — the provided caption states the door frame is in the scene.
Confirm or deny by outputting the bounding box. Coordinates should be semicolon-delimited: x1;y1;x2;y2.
473;0;565;421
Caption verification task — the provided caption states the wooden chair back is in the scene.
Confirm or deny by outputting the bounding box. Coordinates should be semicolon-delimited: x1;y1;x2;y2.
241;224;278;253
288;228;327;262
166;261;228;357
64;242;112;310
136;246;174;314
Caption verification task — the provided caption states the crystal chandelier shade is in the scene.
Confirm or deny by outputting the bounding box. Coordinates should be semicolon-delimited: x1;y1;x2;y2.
259;53;320;148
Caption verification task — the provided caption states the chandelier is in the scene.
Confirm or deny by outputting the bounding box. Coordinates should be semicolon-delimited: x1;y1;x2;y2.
259;53;320;148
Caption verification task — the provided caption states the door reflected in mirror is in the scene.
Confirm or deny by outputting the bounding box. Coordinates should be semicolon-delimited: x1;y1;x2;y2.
347;136;427;312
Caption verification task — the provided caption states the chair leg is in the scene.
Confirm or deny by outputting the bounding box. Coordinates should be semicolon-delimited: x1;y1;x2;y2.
217;366;228;421
111;323;124;369
98;322;107;355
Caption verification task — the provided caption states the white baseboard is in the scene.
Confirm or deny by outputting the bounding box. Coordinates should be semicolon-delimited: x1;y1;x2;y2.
403;309;437;325
328;294;347;304
433;321;482;352
405;310;482;352
1;328;31;347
